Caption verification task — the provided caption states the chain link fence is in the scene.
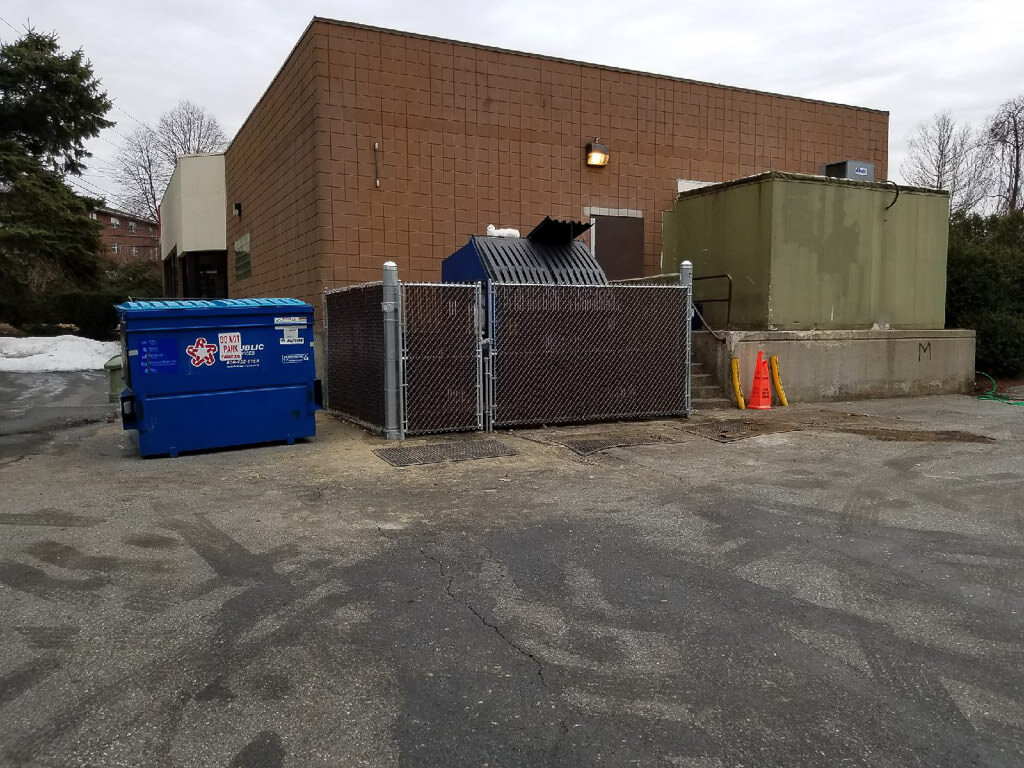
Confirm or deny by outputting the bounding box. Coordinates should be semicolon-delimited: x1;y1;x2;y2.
488;283;691;427
401;283;483;434
325;273;692;437
324;283;386;431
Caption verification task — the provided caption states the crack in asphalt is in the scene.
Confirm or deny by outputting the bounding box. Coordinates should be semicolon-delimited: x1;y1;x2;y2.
421;548;549;690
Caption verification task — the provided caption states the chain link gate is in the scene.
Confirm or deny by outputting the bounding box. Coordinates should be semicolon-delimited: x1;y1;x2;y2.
486;283;691;428
400;283;483;435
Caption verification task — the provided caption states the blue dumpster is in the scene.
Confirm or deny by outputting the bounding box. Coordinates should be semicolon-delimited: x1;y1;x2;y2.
117;298;322;457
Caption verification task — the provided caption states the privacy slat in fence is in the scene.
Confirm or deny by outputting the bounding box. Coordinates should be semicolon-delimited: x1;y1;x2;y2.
325;276;691;438
325;283;386;431
489;284;690;427
401;284;482;435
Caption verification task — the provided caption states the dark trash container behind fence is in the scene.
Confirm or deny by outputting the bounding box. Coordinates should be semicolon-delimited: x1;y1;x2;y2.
117;298;321;457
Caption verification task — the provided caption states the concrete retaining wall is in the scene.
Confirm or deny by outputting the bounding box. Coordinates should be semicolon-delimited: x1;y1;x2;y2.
694;329;975;404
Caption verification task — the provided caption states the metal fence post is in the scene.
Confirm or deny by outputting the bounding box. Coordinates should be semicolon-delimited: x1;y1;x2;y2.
679;261;693;417
484;283;496;431
321;289;329;412
382;262;404;440
474;283;485;432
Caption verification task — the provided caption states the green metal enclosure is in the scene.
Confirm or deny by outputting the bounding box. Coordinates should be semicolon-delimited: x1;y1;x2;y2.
662;172;950;330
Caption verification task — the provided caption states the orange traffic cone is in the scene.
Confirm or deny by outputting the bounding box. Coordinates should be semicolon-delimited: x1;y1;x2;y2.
747;350;772;410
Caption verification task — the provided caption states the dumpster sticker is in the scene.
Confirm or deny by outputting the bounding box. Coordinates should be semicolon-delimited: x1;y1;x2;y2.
279;327;304;345
138;337;178;372
218;332;243;362
225;343;263;369
186;337;218;367
274;316;306;326
282;353;310;364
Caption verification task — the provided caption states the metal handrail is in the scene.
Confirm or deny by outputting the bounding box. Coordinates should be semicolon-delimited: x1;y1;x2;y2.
608;271;733;328
692;273;733;328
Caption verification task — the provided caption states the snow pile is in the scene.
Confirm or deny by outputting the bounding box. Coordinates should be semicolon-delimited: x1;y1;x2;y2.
0;335;120;372
486;224;521;238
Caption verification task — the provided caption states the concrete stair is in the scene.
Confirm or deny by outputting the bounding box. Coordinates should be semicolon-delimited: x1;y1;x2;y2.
691;361;733;410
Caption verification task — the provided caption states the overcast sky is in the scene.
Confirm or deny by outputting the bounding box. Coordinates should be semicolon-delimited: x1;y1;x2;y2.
4;0;1022;203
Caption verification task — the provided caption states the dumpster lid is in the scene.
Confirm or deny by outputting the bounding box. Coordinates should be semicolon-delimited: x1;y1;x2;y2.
117;298;312;319
470;233;607;285
526;216;592;245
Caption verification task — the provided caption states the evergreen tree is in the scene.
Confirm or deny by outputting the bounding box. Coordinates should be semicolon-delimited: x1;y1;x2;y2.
0;30;112;174
946;211;1024;376
0;29;113;302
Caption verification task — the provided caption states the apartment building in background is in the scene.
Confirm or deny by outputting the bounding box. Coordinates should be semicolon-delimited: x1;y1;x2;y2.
92;205;159;264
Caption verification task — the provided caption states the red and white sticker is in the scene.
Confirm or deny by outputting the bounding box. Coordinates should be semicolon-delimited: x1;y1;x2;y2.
218;332;242;362
186;337;218;367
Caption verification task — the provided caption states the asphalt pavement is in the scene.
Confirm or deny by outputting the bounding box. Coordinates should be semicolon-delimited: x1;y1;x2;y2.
0;369;113;435
0;372;1022;767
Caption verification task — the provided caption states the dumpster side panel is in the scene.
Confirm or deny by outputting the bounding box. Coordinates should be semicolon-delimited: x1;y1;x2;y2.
134;385;317;458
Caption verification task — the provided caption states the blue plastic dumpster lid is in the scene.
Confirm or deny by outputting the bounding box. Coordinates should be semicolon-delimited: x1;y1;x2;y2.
117;298;312;318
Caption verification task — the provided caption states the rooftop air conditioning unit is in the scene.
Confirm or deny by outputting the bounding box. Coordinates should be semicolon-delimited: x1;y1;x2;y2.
820;160;875;182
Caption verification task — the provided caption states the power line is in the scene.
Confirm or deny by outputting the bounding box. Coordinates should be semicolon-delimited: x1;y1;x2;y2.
67;179;105;199
75;175;107;195
93;133;123;151
66;178;102;198
66;175;110;199
0;14;21;35
114;102;153;132
105;125;131;142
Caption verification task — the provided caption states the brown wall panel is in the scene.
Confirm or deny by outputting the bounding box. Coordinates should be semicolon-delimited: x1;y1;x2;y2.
225;18;889;311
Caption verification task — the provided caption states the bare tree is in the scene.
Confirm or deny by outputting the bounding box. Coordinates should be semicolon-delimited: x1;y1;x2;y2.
112;100;227;220
112;127;169;221
154;100;227;167
986;95;1024;214
901;111;990;213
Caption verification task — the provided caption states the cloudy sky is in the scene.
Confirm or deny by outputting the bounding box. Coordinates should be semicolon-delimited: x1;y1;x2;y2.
3;0;1022;203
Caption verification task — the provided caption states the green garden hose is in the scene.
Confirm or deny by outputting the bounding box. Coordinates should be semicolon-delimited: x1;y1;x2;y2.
976;372;1024;406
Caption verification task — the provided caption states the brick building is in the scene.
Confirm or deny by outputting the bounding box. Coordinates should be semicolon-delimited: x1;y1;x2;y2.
91;205;160;264
222;17;888;311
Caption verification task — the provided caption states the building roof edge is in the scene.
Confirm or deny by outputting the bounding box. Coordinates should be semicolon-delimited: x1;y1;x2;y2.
309;16;889;116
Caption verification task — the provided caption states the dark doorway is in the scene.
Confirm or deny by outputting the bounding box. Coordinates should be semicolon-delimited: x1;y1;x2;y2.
182;251;228;298
163;249;178;297
591;215;644;281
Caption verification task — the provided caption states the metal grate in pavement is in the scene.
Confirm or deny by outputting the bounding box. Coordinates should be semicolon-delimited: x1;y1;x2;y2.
560;433;679;456
680;419;797;443
374;439;517;467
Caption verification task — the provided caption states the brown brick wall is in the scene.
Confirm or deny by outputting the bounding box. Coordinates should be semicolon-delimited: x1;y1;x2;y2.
226;18;888;308
224;29;331;305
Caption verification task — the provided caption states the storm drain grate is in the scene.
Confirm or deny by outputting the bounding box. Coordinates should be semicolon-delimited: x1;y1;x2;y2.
374;439;518;467
560;433;679;456
680;418;798;443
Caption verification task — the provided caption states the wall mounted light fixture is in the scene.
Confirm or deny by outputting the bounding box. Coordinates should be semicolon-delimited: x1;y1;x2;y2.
586;140;610;167
233;202;242;217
